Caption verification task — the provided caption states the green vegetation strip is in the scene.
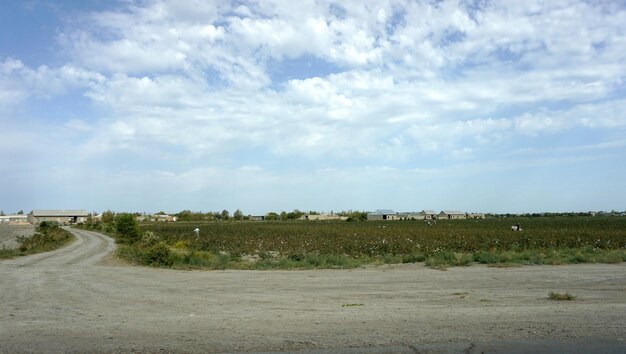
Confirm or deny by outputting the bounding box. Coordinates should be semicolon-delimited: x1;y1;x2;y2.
0;222;75;259
79;215;626;269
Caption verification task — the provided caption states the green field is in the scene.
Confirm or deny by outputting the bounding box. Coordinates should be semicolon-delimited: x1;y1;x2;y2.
126;216;626;269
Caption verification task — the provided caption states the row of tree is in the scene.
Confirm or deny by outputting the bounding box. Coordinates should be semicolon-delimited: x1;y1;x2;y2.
173;209;367;221
0;210;24;216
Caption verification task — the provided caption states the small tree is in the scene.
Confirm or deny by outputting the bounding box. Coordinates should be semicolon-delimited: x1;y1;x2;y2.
265;212;279;221
115;213;140;244
221;209;230;220
233;209;243;221
17;210;24;215
101;210;115;224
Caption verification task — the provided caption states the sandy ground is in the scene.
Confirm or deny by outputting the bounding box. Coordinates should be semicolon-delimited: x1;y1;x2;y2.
0;228;625;353
0;223;35;249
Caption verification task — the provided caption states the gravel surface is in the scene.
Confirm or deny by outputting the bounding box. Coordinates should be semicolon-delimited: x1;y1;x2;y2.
0;228;624;353
0;224;35;250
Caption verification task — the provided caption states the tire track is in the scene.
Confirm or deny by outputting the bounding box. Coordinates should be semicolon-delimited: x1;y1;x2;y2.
0;228;116;269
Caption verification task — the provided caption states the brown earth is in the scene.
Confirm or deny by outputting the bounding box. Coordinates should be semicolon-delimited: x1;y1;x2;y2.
0;228;624;353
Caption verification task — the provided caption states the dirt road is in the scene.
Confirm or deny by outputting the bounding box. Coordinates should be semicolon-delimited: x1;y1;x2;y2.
1;228;625;353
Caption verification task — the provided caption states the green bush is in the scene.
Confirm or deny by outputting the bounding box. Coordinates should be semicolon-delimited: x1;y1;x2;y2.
115;213;140;244
143;242;174;266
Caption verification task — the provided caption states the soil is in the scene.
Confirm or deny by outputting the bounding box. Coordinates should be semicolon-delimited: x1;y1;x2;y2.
0;228;624;353
0;223;35;250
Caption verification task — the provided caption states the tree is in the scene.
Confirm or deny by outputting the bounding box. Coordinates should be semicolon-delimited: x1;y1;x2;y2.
17;210;24;215
265;212;279;221
0;210;4;216
221;209;230;220
286;209;304;220
115;213;140;244
101;210;115;224
233;209;243;221
176;210;204;221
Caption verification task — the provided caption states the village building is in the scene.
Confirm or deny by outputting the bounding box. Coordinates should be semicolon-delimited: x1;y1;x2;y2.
420;210;438;220
250;215;265;221
367;210;400;221
0;215;28;224
300;214;348;221
27;210;89;225
396;212;421;220
154;214;177;222
439;210;466;220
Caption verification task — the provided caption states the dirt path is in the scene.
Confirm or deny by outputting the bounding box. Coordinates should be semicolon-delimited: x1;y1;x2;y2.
1;228;625;353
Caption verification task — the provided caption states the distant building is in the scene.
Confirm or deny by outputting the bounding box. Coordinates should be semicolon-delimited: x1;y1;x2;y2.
367;210;398;221
0;215;28;224
250;215;265;221
27;210;89;225
467;213;485;219
300;214;348;221
396;212;421;220
154;214;177;222
420;210;438;220
439;210;466;220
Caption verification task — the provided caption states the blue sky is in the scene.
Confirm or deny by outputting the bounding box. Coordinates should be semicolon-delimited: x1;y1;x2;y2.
1;0;625;215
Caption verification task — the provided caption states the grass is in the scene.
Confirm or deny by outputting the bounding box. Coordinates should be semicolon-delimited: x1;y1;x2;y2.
341;303;364;307
115;242;626;270
474;248;626;266
548;291;577;301
0;247;21;259
425;251;474;269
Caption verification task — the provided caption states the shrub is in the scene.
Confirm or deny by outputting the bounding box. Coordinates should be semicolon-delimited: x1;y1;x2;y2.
141;231;162;247
143;242;174;266
115;214;140;244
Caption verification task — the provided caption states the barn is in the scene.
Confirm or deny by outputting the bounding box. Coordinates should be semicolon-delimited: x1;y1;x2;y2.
439;210;466;220
27;210;89;225
420;210;438;220
367;210;399;221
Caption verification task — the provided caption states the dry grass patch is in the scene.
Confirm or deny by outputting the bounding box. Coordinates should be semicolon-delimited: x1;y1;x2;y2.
548;291;577;301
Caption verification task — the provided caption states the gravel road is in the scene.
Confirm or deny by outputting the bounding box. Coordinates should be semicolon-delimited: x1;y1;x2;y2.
1;228;625;353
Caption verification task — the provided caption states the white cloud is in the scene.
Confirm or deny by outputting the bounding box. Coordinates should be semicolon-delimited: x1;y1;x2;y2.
2;0;626;212
0;58;103;108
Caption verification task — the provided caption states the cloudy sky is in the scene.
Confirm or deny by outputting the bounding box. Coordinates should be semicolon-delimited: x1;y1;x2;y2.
1;0;625;215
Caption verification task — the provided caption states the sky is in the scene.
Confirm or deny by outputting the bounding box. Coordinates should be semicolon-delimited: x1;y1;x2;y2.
1;0;625;215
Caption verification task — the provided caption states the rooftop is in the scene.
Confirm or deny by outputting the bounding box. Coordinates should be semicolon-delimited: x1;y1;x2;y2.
31;209;89;217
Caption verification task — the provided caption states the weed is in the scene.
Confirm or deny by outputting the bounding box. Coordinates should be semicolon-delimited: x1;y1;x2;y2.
402;252;426;263
425;252;473;269
548;291;577;301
